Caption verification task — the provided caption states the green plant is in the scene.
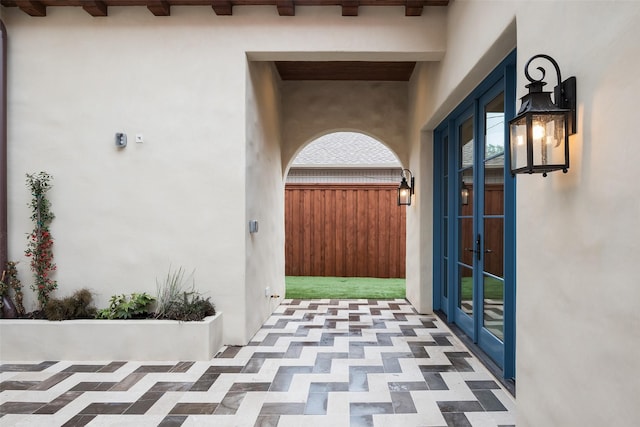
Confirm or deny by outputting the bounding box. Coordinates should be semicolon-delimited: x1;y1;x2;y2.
96;293;155;320
45;288;97;321
155;266;190;319
158;291;215;321
0;261;26;316
155;266;215;321
25;172;57;309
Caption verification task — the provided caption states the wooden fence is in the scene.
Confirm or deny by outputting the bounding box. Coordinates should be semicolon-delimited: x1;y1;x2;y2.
285;184;406;278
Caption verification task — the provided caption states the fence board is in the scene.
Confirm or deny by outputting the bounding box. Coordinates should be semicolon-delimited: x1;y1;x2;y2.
285;184;406;278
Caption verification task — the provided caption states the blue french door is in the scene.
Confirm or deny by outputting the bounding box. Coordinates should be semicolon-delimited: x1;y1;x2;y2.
434;52;516;379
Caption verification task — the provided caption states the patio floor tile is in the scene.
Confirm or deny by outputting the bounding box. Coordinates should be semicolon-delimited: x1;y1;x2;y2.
0;299;515;426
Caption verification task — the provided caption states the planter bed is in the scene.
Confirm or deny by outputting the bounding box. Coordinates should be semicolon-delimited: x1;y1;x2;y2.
0;312;223;361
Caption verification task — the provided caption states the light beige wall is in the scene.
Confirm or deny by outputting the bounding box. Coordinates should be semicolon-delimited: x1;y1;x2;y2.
5;7;249;344
3;5;446;345
245;61;285;343
512;2;640;426
280;81;410;170
409;1;640;425
405;63;434;313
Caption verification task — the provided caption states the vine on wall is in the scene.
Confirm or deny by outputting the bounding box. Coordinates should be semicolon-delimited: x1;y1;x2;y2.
25;172;57;309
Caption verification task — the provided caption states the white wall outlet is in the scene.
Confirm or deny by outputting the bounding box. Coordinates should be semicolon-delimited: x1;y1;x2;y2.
135;134;144;143
265;287;270;297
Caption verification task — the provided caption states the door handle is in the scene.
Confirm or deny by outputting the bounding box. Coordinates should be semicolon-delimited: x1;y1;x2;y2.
465;235;482;261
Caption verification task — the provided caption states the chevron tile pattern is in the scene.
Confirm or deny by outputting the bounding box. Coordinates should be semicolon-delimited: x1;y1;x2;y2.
1;299;515;426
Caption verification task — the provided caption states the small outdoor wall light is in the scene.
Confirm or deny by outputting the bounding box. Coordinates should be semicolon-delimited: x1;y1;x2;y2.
397;169;414;206
509;54;577;177
460;181;469;206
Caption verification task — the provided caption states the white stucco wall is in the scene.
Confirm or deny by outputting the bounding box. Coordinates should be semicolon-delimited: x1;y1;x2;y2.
405;63;435;314
245;61;285;343
408;1;640;425
2;5;446;346
5;8;249;344
512;2;640;426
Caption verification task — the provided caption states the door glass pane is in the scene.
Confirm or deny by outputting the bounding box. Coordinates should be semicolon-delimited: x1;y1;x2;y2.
459;117;474;168
485;94;505;158
442;134;449;300
460;169;473;212
443;258;448;298
483;274;504;341
458;218;474;265
483;92;506;343
484;155;504;215
443;217;448;254
483;218;504;277
459;265;473;315
443;178;449;216
443;135;449;176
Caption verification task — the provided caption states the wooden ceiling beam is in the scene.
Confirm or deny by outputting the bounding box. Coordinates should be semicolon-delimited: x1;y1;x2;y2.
211;0;233;15
275;61;417;81
82;1;108;17
405;0;422;16
342;0;358;17
147;0;170;16
276;0;294;16
15;0;46;17
2;0;450;17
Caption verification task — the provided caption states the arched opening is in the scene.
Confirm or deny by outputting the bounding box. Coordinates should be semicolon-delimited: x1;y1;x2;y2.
284;131;407;298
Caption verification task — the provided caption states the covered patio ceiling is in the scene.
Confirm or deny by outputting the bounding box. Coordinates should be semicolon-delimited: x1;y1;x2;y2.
275;61;417;81
1;0;449;17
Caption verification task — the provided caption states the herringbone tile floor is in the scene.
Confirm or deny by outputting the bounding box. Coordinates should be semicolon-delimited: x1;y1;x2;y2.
0;299;516;426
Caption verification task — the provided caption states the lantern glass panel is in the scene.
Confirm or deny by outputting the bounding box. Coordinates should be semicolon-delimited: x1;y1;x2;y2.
509;116;527;171
398;186;411;206
531;113;566;167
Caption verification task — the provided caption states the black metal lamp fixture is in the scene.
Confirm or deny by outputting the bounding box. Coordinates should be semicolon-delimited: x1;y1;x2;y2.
460;181;469;205
397;169;414;206
509;54;577;177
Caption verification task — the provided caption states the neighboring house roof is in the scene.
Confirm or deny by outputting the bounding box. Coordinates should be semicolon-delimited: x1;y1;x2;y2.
292;132;401;168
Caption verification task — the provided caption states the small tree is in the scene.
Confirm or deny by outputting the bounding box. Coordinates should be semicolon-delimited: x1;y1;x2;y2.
25;172;57;309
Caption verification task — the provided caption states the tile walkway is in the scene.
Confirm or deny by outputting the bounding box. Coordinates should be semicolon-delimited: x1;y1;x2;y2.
0;299;516;426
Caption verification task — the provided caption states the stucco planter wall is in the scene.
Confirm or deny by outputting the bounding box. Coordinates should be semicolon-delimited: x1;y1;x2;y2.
0;312;223;361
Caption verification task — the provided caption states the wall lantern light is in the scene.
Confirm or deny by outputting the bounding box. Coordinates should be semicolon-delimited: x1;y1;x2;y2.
509;54;577;177
460;181;469;205
397;169;414;206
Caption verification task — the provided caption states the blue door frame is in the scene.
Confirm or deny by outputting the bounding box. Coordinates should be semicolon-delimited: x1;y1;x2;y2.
433;51;516;379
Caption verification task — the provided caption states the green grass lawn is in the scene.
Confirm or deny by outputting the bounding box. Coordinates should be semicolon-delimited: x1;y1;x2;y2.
285;276;406;299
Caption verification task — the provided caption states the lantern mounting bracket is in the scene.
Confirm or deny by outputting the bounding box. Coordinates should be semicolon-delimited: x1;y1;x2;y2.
524;54;577;135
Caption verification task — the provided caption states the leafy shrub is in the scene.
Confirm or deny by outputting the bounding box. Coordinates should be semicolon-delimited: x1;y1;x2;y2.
45;288;97;321
96;293;155;320
155;266;215;321
158;291;215;321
